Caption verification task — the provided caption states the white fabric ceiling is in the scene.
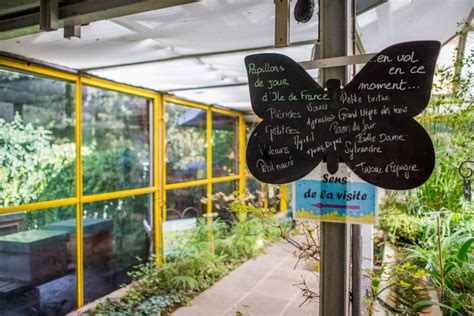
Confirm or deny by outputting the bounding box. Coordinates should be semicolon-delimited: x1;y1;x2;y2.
0;0;472;112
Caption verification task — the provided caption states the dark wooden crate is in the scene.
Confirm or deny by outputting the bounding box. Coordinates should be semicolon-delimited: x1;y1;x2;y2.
48;218;113;265
0;230;68;284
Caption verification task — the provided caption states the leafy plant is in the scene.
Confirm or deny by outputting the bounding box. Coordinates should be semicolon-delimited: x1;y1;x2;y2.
378;212;433;246
406;218;474;314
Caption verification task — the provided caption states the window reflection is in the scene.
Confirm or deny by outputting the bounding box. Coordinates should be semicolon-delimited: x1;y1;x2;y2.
267;185;281;210
82;85;151;195
165;102;207;183
213;181;238;196
0;69;76;207
82;195;150;304
165;186;207;220
163;186;207;255
212;113;238;177
246;176;265;208
212;181;238;222
0;207;76;315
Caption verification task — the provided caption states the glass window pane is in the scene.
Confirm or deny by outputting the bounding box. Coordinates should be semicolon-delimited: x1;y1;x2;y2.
246;176;265;208
83;194;150;304
0;207;76;315
82;86;151;195
213;181;238;196
164;186;206;255
165;185;207;220
268;185;281;210
212;181;238;220
165;102;207;183
286;183;294;215
212;113;238;177
0;68;76;208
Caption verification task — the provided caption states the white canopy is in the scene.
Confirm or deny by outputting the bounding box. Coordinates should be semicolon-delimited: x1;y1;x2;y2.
0;0;472;112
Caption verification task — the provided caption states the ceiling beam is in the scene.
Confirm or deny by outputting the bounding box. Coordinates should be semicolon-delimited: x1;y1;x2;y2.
0;0;197;40
0;0;40;16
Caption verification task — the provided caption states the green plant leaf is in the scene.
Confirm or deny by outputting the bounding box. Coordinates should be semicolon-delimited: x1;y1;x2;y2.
456;237;474;262
413;300;462;314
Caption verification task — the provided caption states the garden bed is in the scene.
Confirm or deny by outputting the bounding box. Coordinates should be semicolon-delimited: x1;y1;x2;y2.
71;203;290;315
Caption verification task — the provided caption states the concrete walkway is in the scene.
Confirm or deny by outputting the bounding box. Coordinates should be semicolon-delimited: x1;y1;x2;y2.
172;241;319;316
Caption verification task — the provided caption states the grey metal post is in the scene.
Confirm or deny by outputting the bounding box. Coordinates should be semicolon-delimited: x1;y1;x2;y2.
318;0;351;315
352;224;362;316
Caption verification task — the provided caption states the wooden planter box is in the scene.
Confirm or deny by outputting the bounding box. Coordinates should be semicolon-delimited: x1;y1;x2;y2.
48;218;114;265
0;230;68;284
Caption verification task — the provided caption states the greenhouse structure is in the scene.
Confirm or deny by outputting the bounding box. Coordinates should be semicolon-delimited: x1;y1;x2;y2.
0;0;473;315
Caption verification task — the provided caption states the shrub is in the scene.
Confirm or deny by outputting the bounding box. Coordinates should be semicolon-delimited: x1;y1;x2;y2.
0;114;75;207
378;212;432;246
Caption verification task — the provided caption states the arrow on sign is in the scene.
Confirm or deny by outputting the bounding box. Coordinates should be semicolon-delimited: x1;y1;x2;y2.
312;203;360;210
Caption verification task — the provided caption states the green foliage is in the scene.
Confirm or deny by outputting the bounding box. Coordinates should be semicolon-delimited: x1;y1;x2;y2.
135;292;189;315
374;27;474;315
381;132;472;217
165;103;206;173
211;127;237;175
89;199;285;315
0;114;75;207
405;216;474;314
365;261;433;315
378;212;432;246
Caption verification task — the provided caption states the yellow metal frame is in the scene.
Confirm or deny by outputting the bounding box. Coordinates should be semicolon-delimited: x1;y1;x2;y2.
0;57;246;309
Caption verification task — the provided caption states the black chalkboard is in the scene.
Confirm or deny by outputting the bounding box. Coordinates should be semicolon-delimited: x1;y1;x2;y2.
245;41;440;190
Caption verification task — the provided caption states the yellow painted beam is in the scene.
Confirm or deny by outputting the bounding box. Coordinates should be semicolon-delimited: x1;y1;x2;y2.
0;198;78;214
75;77;84;308
206;110;213;227
0;57;77;81
238;115;246;196
153;94;162;263
263;184;269;209
81;76;156;98
211;175;240;184
82;187;157;204
161;98;168;223
165;179;210;190
211;107;241;117
280;184;288;212
164;95;209;110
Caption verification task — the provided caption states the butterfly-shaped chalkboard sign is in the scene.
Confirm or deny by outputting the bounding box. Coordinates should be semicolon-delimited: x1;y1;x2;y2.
245;41;441;190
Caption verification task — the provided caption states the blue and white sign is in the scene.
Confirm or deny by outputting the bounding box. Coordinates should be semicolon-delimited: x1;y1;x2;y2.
293;163;377;224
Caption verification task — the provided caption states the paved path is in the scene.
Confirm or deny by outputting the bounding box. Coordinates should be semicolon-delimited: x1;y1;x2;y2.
172;241;319;316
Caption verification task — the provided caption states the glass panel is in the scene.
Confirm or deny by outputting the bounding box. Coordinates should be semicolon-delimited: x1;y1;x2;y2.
164;186;206;255
82;85;151;195
286;183;294;216
213;181;238;196
0;68;76;208
268;185;281;210
246;176;265;208
0;207;76;315
165;102;207;183
212;181;238;221
83;195;150;304
212;113;238;177
165;185;207;220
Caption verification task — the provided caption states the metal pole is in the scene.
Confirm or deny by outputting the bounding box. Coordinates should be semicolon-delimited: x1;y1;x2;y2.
352;224;362;316
318;0;351;315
